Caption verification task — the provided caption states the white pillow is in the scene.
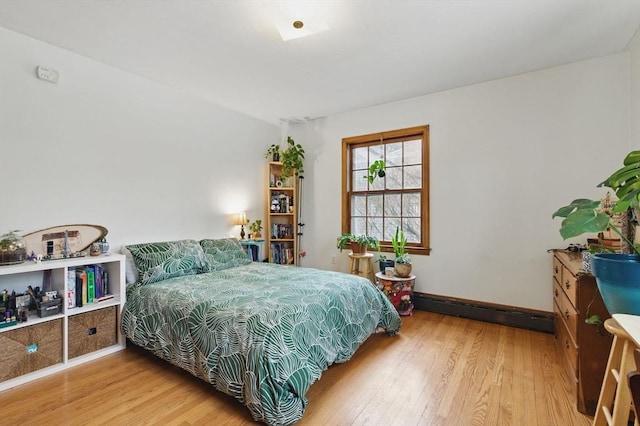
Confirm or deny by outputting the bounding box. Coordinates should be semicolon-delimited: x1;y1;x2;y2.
120;246;139;284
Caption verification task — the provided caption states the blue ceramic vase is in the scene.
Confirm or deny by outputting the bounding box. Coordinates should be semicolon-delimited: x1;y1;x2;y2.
591;253;640;315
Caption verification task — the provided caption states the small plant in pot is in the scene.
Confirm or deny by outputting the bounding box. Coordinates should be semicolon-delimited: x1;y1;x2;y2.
337;233;379;254
249;220;263;239
392;227;412;278
552;150;640;315
265;144;281;161
376;254;395;274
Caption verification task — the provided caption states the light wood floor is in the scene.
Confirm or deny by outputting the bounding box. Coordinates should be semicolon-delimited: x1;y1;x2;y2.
0;311;593;425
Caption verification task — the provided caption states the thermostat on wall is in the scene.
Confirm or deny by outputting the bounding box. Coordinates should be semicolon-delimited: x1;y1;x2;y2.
36;66;59;84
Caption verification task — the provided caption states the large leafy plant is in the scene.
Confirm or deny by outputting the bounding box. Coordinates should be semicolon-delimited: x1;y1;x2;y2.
281;136;305;178
552;150;640;256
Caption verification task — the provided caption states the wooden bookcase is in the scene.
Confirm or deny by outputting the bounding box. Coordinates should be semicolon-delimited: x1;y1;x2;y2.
0;254;126;390
266;162;298;265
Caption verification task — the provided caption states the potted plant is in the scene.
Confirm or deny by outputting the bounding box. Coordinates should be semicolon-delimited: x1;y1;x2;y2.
249;220;263;239
265;144;281;161
336;233;379;254
376;254;395;273
0;230;27;265
281;136;305;178
552;150;640;315
365;160;386;184
392;227;412;278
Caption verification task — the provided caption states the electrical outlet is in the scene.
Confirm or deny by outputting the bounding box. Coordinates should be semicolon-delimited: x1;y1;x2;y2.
331;255;336;264
36;66;60;84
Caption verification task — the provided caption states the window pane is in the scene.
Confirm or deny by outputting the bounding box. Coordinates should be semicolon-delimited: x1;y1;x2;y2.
370;173;385;191
368;217;383;240
386;142;403;167
353;169;368;191
352;194;366;216
386;166;403;190
404;140;421;165
402;193;421;217
384;193;401;217
353;146;369;170
403;218;421;243
369;145;383;161
352;217;366;235
368;194;383;217
383;218;401;241
404;165;421;189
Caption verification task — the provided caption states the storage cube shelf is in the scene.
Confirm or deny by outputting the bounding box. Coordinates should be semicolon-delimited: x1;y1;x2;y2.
0;254;126;390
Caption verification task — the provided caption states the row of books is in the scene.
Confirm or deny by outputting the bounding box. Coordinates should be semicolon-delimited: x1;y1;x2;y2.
270;224;294;239
65;265;113;309
270;243;295;265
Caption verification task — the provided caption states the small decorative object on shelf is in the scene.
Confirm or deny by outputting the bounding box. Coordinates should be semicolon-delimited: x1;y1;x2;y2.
0;230;27;265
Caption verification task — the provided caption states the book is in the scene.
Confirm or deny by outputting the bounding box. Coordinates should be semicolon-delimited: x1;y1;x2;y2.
95;294;114;302
94;264;102;299
86;266;95;303
75;268;86;308
66;267;76;309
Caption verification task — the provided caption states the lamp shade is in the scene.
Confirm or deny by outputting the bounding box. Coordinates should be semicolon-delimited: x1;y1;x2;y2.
234;212;248;226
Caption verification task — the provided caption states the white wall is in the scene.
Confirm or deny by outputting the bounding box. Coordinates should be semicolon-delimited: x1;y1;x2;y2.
293;54;631;312
0;28;278;247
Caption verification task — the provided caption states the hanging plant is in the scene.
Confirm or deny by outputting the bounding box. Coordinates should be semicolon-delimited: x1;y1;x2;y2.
281;136;305;178
365;160;386;184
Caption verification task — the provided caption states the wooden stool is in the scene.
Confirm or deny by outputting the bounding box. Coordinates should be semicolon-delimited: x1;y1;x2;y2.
593;318;638;426
348;252;375;283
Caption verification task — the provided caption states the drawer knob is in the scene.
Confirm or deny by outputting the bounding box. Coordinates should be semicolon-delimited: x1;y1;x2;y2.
565;339;570;349
554;289;559;297
555;266;559;274
564;310;570;320
565;280;571;289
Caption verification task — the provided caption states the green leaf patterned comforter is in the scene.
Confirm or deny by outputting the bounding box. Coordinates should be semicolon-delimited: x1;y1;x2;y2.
122;262;401;425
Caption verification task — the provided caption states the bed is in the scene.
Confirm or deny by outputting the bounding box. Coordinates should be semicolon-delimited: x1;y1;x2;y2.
121;238;401;425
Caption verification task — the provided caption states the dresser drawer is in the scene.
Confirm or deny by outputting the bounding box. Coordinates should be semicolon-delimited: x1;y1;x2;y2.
553;256;563;284
561;265;578;307
553;279;578;340
555;300;578;377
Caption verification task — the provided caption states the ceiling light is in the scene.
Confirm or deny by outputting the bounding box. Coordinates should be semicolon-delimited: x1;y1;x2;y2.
264;2;330;41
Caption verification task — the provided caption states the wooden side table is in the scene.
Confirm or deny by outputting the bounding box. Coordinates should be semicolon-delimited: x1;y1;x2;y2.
348;252;375;283
375;271;415;316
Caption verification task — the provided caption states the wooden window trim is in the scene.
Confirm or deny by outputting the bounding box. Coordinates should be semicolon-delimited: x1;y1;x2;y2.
341;125;431;256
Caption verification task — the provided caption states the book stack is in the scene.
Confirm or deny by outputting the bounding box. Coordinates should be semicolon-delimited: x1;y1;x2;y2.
69;264;113;308
270;243;295;265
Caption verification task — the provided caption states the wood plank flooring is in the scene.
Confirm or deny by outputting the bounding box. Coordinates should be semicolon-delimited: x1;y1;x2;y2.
0;311;593;425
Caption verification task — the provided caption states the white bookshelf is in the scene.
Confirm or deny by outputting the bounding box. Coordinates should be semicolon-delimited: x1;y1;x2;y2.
0;254;126;390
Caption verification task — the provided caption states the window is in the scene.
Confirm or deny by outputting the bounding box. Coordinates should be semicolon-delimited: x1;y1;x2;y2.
341;125;430;255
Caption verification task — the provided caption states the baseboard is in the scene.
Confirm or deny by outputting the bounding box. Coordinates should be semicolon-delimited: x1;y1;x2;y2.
413;292;555;334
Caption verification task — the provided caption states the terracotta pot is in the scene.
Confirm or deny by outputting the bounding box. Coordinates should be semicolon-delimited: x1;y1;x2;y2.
395;262;412;278
350;242;367;254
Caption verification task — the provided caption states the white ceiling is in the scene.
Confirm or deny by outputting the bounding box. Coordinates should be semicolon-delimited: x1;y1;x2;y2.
1;1;639;124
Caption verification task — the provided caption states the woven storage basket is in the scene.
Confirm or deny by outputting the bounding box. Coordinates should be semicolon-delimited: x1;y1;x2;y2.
0;318;63;382
68;306;116;359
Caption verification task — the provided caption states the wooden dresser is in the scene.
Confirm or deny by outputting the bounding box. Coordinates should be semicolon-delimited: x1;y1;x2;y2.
552;250;613;415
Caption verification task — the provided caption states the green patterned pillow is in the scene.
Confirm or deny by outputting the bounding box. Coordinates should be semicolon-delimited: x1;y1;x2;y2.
125;239;208;284
199;238;251;272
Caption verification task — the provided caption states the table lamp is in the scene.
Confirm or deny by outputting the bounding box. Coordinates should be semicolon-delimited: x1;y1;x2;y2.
234;212;248;239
